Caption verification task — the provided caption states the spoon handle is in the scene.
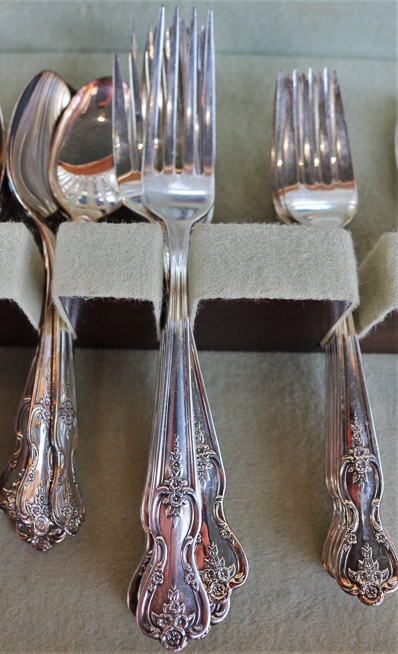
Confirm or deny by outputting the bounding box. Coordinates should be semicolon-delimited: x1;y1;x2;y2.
324;313;398;605
0;349;37;519
15;232;61;549
50;317;85;535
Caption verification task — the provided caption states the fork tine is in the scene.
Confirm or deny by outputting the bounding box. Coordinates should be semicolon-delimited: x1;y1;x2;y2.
271;70;289;222
144;6;165;172
291;69;305;185
112;53;132;178
129;19;142;171
330;70;355;184
201;9;215;175
183;8;197;173
163;6;179;171
318;68;332;184
323;67;339;183
179;17;186;92
301;72;315;186
308;68;322;184
141;22;153;125
282;72;297;198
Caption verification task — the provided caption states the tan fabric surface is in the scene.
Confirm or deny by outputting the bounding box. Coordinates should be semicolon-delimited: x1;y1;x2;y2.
0;223;44;330
0;347;396;653
356;232;398;338
188;224;359;338
52;222;164;335
51;222;359;340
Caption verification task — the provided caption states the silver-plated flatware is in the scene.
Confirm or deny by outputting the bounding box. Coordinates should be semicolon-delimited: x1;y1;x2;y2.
112;14;247;628
1;71;85;549
271;67;398;605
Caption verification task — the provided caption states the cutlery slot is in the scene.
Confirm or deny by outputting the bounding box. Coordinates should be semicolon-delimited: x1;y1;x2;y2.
58;297;159;349
0;299;38;346
51;222;360;351
193;298;351;352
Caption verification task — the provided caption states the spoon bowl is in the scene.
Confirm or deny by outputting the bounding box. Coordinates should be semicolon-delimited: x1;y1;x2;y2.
50;77;123;221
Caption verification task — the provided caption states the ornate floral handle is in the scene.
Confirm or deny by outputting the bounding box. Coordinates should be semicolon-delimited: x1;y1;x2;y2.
136;222;211;651
190;327;248;623
50;321;85;535
14;230;64;550
324;313;398;605
0;350;37;520
129;330;249;622
1;224;84;549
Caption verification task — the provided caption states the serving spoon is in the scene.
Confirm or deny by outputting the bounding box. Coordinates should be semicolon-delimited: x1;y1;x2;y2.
1;71;84;549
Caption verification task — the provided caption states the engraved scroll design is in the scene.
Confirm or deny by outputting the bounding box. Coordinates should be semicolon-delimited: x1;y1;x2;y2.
0;379;32;519
190;335;249;622
51;358;84;536
342;413;377;488
194;421;216;489
16;377;56;540
192;411;248;621
336;413;398;604
159;440;192;523
137;430;211;649
199;542;236;604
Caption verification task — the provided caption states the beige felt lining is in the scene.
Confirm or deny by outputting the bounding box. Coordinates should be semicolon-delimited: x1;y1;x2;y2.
0;346;396;653
0;222;44;330
188;223;359;344
51;222;359;344
52;221;165;338
355;232;398;338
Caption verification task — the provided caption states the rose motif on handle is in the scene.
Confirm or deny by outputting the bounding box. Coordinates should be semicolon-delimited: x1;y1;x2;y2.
348;543;390;605
152;587;195;651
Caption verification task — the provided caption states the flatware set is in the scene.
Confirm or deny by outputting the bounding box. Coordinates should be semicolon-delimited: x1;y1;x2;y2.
0;4;396;651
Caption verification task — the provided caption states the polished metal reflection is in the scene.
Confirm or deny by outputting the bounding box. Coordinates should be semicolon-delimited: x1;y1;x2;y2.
50;77;122;222
114;21;248;631
114;8;247;650
0;106;10;215
0;71;85;550
271;67;398;605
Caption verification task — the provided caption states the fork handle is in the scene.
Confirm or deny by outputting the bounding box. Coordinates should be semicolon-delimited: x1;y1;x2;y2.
324;313;398;605
136;221;211;649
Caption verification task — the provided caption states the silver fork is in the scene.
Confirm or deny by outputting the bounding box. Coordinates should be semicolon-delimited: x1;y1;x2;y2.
272;68;398;605
113;14;247;628
114;7;247;648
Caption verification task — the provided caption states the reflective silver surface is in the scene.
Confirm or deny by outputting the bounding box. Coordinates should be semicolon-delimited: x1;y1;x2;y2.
50;77;122;222
0;106;10;215
0;71;85;549
271;68;398;605
114;7;248;650
113;15;247;635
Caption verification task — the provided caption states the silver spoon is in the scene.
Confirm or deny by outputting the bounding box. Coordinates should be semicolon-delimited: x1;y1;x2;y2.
49;76;121;222
3;71;84;549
